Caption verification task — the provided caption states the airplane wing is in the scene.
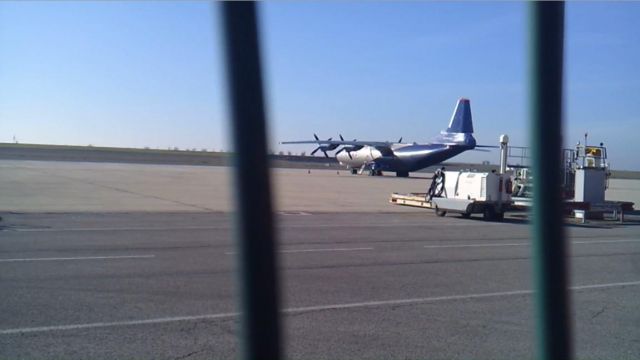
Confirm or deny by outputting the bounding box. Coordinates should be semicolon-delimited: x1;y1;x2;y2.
280;139;391;147
281;135;402;157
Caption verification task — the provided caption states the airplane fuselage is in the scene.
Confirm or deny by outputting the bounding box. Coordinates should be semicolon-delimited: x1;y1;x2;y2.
336;142;473;173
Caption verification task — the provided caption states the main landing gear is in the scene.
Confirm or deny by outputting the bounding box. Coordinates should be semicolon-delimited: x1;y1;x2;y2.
359;163;383;176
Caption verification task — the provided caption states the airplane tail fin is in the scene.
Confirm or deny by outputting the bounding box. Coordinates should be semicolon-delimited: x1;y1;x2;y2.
445;98;474;134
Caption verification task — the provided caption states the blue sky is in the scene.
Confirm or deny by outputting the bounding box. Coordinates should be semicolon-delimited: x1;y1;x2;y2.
0;2;638;169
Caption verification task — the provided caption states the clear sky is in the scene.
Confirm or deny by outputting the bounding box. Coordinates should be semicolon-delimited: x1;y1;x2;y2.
0;1;638;169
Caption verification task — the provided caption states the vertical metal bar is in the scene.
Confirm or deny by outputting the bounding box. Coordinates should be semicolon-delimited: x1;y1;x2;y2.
220;2;281;360
529;2;572;360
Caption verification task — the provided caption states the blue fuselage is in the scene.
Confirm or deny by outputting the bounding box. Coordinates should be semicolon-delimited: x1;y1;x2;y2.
335;133;476;173
375;143;472;172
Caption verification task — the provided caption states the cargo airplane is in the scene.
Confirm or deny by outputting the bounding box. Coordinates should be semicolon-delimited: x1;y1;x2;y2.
281;98;492;177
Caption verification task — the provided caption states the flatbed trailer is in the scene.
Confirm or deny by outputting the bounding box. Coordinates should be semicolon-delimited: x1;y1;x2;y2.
389;192;510;221
511;197;633;223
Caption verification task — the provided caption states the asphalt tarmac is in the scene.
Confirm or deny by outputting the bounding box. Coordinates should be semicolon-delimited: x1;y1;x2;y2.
1;160;639;359
1;212;639;359
1;160;638;213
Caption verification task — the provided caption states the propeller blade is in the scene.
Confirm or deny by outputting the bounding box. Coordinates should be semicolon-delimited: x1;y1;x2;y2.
322;151;329;158
327;137;332;141
398;137;403;143
347;151;353;160
335;148;345;155
313;134;319;141
340;134;345;141
311;147;320;155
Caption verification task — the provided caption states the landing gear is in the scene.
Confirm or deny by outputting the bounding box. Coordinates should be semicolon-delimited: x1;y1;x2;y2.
350;168;358;175
396;171;409;178
365;162;383;176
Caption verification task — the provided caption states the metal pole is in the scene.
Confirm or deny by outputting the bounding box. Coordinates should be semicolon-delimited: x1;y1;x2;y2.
499;134;509;175
529;2;572;360
220;2;281;360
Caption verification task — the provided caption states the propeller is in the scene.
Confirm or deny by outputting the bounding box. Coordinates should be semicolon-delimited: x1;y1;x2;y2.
311;134;338;158
398;137;403;143
335;134;362;159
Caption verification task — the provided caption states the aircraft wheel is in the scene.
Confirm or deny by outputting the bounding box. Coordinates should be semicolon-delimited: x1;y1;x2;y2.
460;212;471;219
351;168;358;175
376;170;383;176
435;207;447;217
396;171;409;178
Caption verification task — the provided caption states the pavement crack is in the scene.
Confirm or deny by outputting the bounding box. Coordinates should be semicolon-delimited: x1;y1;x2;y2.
173;348;206;360
590;306;607;320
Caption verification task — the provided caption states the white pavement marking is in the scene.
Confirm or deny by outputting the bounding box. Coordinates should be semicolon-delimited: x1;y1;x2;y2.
6;221;494;233
280;247;374;253
0;313;239;335
572;239;640;245
424;238;640;249
2;280;639;335
10;226;223;233
0;255;155;263
285;222;503;228
279;211;313;216
424;243;527;248
225;247;374;255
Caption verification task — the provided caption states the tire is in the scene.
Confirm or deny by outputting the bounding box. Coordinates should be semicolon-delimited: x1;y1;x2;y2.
460;212;471;219
396;171;409;178
435;208;447;217
351;168;358;175
482;206;496;221
494;211;505;222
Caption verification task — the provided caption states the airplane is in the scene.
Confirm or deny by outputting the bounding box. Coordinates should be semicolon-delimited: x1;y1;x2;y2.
281;98;493;177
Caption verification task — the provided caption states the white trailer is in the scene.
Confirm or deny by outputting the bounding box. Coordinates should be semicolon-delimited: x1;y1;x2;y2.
390;170;513;221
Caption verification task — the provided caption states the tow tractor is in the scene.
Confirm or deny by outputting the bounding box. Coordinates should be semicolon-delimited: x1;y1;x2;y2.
390;134;634;223
509;138;634;221
390;136;513;221
390;168;512;221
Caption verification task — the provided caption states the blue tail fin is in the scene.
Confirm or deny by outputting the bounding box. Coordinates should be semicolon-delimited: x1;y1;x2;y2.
446;98;474;133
